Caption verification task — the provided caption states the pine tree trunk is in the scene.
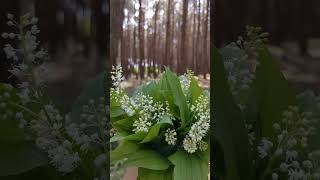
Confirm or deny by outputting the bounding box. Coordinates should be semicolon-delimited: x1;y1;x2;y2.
179;0;189;74
138;0;145;79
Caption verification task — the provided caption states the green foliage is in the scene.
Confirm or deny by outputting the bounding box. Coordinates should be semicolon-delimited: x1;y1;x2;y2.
110;69;210;179
111;141;171;170
212;47;253;180
168;149;209;180
249;46;296;140
0;84;48;177
138;168;173;180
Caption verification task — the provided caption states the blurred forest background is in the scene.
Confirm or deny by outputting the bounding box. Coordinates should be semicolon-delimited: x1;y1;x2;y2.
0;0;109;110
214;0;320;93
110;0;210;81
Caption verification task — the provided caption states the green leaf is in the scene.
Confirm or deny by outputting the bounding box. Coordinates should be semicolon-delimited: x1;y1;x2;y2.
212;47;253;180
140;123;162;144
111;141;171;170
189;77;202;105
124;132;147;141
137;167;173;180
112;118;134;133
140;116;173;143
163;69;189;128
158;115;174;125
159;73;178;117
168;149;209;180
111;141;139;163
142;80;161;101
69;72;106;124
0;83;48;176
110;106;126;118
248;45;296;140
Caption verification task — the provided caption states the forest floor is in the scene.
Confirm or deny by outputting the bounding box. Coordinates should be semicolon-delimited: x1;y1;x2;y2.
268;38;320;94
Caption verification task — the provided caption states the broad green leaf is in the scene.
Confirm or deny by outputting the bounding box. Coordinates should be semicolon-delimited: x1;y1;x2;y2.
158;115;174;125
189;77;202;105
212;47;253;180
142;80;161;101
110;106;126;118
110;132;130;142
0;83;48;176
111;141;171;170
124;132;147;141
69;72;106;124
163;69;189;128
123;149;171;170
159;74;177;117
112;118;134;133
168;149;209;180
140;116;173;143
140;123;162;144
137;167;173;180
248;45;296;140
111;141;140;163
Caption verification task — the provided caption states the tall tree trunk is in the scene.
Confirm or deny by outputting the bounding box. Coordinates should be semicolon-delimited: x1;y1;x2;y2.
110;0;125;66
133;26;138;79
203;0;209;79
195;0;201;75
170;4;175;69
179;0;189;74
192;0;197;72
152;1;160;77
165;0;172;70
138;0;145;79
121;9;129;78
91;0;109;73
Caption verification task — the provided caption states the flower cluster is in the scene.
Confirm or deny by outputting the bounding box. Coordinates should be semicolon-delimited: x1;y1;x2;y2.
256;106;319;179
2;13;48;87
180;70;194;95
110;66;135;117
110;66;210;156
111;66;125;90
111;65;173;133
221;44;255;98
132;93;172;133
165;128;177;145
222;26;268;97
183;95;210;153
1;13;109;178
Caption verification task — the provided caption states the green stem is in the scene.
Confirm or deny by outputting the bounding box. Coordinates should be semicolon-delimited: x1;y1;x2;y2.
9;102;38;118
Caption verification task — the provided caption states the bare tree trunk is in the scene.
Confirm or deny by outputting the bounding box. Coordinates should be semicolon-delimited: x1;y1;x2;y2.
138;0;145;79
91;0;109;73
121;8;129;78
179;0;189;74
152;1;160;77
165;0;172;70
170;4;175;69
195;0;201;75
133;26;138;79
110;0;125;66
203;0;209;79
192;0;197;72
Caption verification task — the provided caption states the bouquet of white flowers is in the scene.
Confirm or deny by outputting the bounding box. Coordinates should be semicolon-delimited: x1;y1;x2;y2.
110;66;210;180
